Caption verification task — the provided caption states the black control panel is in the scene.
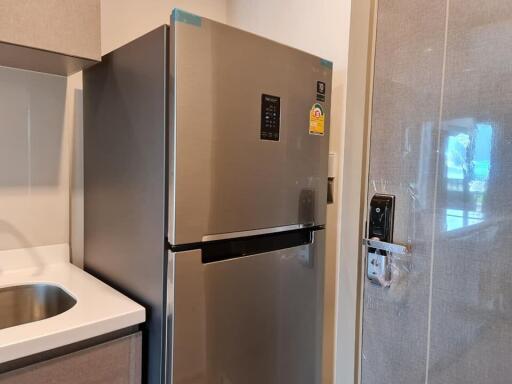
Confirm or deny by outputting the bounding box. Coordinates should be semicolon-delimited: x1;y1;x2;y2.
316;81;326;102
368;194;395;243
260;94;280;141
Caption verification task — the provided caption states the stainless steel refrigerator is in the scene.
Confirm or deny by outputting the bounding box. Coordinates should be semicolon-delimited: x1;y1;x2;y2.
84;9;332;384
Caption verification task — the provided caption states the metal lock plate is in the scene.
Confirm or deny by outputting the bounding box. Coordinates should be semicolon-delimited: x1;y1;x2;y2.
367;251;391;287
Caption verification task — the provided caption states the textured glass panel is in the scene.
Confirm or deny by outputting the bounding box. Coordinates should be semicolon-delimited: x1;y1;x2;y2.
428;1;512;383
361;1;447;383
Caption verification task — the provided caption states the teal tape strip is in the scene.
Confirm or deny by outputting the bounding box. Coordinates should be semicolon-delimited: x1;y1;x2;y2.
320;59;333;69
172;9;202;27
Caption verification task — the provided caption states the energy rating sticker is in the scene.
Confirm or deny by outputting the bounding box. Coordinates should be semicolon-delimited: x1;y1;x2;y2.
309;103;325;136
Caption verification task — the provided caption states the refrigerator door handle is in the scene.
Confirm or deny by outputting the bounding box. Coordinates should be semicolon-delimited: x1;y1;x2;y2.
202;228;316;264
201;223;315;242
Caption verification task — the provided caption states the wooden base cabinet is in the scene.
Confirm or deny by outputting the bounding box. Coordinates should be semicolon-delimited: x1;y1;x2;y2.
0;332;141;384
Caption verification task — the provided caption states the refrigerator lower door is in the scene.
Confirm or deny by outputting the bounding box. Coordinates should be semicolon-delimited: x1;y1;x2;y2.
166;230;325;384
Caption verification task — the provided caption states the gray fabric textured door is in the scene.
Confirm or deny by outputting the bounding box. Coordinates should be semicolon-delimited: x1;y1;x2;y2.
362;1;512;383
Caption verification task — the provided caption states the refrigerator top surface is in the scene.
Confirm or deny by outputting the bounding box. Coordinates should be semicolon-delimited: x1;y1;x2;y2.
169;11;332;245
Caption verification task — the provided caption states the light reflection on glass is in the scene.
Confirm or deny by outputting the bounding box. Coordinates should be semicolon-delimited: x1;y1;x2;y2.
444;121;492;231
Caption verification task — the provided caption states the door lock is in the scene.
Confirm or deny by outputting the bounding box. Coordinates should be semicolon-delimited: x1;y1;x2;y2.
367;248;391;287
365;194;396;287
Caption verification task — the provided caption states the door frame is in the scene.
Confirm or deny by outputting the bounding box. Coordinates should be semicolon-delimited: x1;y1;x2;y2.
334;1;378;383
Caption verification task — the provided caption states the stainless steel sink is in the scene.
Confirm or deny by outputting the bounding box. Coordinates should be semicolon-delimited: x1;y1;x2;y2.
0;284;77;330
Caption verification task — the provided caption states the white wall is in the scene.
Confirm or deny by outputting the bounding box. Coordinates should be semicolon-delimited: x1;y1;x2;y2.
224;1;351;382
101;0;228;54
0;1;97;256
0;66;72;252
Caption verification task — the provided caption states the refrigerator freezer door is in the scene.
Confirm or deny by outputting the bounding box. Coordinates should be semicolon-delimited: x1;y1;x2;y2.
169;14;332;245
166;230;325;384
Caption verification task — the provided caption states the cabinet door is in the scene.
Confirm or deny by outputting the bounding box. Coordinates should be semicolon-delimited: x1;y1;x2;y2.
0;333;141;384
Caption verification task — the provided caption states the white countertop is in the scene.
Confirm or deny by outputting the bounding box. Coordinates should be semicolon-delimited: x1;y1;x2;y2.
0;244;145;364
